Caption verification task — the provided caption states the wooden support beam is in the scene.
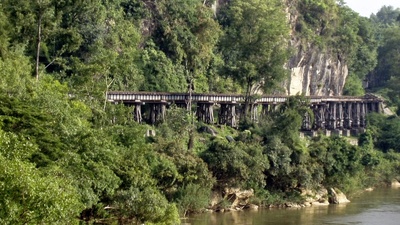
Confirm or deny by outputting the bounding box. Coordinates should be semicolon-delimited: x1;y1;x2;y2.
109;92;383;132
344;102;352;129
133;102;142;123
360;103;367;127
337;102;344;129
196;102;215;124
251;104;259;122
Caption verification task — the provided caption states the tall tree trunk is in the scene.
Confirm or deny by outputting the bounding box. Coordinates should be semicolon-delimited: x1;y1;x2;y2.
36;14;42;80
244;79;252;118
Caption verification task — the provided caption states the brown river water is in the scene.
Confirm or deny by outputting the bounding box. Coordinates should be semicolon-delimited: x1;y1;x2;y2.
183;187;400;225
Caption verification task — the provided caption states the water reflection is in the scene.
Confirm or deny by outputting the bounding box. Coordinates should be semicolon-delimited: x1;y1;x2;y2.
184;187;400;225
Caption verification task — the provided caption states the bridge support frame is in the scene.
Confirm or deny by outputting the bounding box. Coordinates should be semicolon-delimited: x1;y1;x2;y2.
147;102;167;124
218;103;238;127
197;102;215;124
132;101;142;123
109;92;384;134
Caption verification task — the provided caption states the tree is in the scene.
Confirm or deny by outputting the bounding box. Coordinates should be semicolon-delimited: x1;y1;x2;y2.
140;42;187;92
0;130;83;225
371;5;400;25
0;45;34;97
219;0;290;115
54;0;143;92
106;124;181;224
368;6;400;91
308;136;364;192
2;0;58;79
200;138;268;189
113;187;179;224
378;27;400;81
0;94;66;167
335;6;377;75
298;0;338;37
151;0;221;93
0;156;83;225
343;73;365;96
370;116;400;152
34;0;54;79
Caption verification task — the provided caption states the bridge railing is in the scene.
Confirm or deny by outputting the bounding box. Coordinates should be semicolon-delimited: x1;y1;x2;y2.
107;91;384;133
107;91;383;104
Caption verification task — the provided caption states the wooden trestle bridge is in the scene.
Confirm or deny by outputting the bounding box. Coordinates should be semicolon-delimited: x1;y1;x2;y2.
107;91;383;135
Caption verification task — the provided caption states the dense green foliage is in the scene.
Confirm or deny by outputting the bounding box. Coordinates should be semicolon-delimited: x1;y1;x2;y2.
367;6;400;105
219;0;290;110
0;0;399;224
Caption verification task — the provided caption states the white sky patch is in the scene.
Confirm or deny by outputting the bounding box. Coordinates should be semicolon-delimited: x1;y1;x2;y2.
344;0;400;17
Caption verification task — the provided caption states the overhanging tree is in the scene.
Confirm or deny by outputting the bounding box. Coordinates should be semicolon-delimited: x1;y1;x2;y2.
219;0;290;116
151;0;221;93
2;0;58;80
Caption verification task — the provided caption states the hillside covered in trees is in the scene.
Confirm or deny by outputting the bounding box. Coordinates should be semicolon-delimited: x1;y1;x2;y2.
1;0;400;224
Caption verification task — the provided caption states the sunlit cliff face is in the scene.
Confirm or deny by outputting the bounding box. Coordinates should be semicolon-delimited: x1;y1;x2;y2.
285;41;348;96
284;0;348;96
212;0;348;96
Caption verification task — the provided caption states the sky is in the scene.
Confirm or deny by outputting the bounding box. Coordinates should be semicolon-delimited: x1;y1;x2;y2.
344;0;400;17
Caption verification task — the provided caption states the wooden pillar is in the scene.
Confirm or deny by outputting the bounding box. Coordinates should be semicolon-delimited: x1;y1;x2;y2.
209;103;214;124
360;102;366;127
196;103;205;123
148;102;167;124
370;101;382;113
337;102;343;129
161;103;166;121
231;104;237;127
218;103;238;127
353;102;360;128
344;102;352;129
327;102;337;130
197;102;214;124
251;104;259;122
302;111;312;130
261;103;269;119
149;104;156;124
218;104;228;125
133;102;142;123
312;104;324;129
369;102;375;113
272;103;279;112
377;102;383;113
315;104;325;129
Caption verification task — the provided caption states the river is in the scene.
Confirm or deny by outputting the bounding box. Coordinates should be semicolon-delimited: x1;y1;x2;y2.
183;187;400;225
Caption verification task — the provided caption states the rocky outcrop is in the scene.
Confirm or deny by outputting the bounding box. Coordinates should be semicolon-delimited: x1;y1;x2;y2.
212;0;349;96
301;188;330;206
300;187;350;205
210;188;255;211
209;186;352;213
286;41;348;96
285;2;348;96
224;188;254;210
328;188;350;204
391;180;400;187
301;187;351;206
198;126;218;136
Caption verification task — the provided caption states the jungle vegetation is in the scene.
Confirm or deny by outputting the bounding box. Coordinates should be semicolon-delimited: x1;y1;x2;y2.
0;0;400;224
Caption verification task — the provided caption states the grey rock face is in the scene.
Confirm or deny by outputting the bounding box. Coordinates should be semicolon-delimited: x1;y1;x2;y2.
286;41;348;96
212;0;349;96
284;1;348;96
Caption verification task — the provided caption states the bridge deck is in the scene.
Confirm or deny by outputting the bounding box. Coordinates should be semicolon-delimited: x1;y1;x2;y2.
107;91;382;104
107;92;383;132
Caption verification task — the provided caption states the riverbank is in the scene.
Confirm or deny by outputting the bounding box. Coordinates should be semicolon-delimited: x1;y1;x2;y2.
184;187;400;225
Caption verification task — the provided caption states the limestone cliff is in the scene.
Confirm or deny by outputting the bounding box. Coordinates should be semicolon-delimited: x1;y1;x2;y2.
213;0;349;96
286;39;348;96
285;2;348;96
